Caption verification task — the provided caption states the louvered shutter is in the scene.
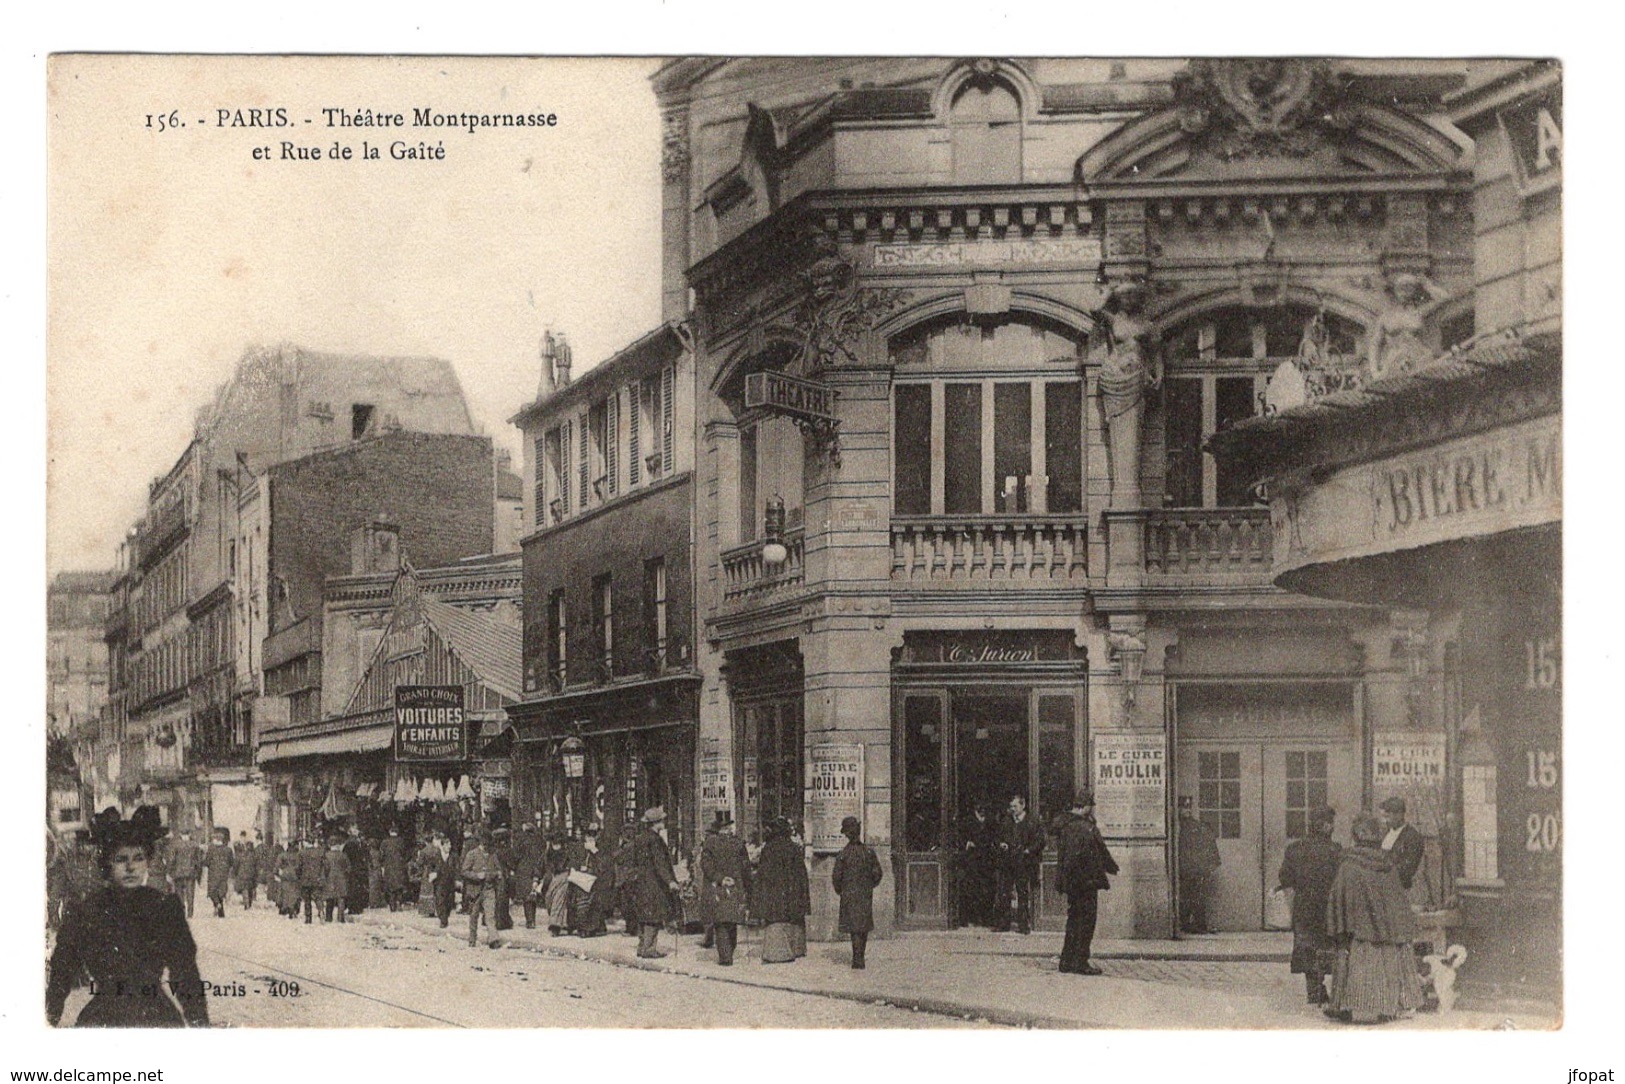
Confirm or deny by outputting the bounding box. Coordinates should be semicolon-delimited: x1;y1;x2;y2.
578;410;590;510
661;365;675;474
559;421;571;516
628;382;641;487
533;436;547;526
607;390;620;496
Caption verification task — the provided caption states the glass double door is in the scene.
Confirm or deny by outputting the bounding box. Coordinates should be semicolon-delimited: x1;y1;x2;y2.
1175;740;1360;931
896;684;1081;929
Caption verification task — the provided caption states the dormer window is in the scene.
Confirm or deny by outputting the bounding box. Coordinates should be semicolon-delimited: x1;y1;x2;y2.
949;78;1021;185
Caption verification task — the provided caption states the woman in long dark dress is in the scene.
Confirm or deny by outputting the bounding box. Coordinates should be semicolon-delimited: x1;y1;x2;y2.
753;818;810;964
47;808;210;1028
1275;806;1342;1005
1324;812;1424;1023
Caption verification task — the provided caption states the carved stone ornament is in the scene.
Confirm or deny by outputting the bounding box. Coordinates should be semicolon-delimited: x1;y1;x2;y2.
792;230;907;373
661;111;690;185
1173;59;1354;160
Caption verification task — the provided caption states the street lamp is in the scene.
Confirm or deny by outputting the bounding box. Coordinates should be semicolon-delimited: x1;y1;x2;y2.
761;495;789;567
1108;631;1148;709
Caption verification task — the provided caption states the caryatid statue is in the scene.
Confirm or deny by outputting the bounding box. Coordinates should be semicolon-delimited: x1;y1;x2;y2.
1094;282;1162;507
1366;272;1450;381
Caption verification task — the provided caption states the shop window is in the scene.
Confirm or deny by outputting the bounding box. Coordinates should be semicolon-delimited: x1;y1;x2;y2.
1462;764;1499;881
1198;750;1242;839
1283;750;1329;840
949;78;1022;185
1037;696;1074;825
904;695;944;850
750;698;804;831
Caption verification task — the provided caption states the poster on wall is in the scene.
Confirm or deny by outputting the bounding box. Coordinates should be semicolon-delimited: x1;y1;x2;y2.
1371;732;1447;835
1093;732;1167;838
699;750;734;825
806;743;865;853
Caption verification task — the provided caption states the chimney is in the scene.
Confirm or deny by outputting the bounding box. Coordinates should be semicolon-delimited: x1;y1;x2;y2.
540;330;574;397
350;522;401;575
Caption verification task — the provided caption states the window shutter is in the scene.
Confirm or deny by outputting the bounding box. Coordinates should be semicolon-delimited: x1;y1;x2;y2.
628;383;641;487
559;422;571;515
661;365;675;474
607;391;620;496
533;436;547;526
578;410;590;510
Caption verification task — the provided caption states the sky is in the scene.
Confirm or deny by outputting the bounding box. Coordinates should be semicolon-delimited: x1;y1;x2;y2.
47;55;664;574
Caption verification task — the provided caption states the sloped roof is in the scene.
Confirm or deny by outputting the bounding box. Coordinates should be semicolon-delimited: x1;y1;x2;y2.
423;597;523;702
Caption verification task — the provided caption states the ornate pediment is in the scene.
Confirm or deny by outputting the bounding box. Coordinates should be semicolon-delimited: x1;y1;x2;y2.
1079;59;1466;185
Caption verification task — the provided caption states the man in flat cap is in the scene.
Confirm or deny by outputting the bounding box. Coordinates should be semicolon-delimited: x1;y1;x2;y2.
1055;790;1118;975
631;806;680;958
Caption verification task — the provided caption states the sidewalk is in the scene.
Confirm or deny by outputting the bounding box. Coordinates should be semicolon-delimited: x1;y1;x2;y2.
353;908;1558;1030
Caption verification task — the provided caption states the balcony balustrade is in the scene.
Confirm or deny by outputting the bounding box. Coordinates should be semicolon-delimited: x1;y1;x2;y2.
891;515;1088;583
1103;507;1273;589
720;529;806;601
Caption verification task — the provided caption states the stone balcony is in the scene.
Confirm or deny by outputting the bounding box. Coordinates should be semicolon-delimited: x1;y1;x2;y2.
720;528;806;602
1103;507;1274;591
891;515;1088;585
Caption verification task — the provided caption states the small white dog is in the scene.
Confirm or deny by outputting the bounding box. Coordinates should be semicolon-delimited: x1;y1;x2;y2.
1421;944;1468;1013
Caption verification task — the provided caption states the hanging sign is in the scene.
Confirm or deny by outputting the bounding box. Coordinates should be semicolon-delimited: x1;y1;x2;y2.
744;371;838;424
1092;732;1167;838
394;685;467;761
807;743;865;853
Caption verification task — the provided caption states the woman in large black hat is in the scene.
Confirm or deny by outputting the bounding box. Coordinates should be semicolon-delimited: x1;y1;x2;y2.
47;807;210;1027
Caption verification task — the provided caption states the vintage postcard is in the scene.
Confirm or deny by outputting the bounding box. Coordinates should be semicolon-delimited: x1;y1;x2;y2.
43;53;1564;1044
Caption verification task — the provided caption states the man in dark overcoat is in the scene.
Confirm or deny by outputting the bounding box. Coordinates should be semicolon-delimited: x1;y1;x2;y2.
993;795;1045;934
1055;791;1119;975
956;801;995;928
1177;796;1221;934
1276;806;1342;1003
296;837;327;923
204;828;236;918
1379;797;1426;894
255;832;277;907
512;819;548;929
832;816;883;969
381;826;411;912
169;829;202;917
233;831;259;909
342;825;369;914
491;827;516;931
698;812;750;965
631;807;679;959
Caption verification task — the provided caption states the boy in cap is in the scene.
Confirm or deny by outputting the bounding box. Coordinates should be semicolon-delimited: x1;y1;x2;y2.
831;816;883;969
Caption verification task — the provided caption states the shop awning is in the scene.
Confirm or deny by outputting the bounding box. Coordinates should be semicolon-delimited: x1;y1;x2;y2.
258;721;394;763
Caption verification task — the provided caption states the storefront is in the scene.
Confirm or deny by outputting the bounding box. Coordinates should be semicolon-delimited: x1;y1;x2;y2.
511;675;700;857
892;631;1084;929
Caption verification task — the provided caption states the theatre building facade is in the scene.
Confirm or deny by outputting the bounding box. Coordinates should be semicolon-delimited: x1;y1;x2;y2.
1212;60;1561;1001
656;57;1484;938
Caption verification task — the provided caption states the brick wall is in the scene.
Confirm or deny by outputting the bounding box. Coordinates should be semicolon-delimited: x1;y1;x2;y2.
521;475;694;696
269;433;495;631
